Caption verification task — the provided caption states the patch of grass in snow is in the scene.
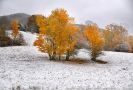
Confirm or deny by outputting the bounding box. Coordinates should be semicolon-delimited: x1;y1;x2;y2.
50;56;108;65
52;59;87;65
68;58;90;64
50;58;107;65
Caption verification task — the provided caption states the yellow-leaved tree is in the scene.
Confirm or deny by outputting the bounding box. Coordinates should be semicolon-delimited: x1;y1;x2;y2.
103;29;114;51
34;15;57;60
84;24;104;61
11;19;19;41
103;24;128;51
128;35;133;53
34;9;79;60
65;23;79;60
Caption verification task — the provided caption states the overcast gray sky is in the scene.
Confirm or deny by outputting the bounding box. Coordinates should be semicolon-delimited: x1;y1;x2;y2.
0;0;133;34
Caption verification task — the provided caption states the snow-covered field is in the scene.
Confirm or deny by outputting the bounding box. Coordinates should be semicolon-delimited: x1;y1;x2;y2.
0;31;133;90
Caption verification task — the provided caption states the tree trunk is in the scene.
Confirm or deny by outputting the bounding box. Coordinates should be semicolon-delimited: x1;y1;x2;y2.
59;55;61;60
91;58;96;61
66;50;70;61
49;54;55;60
52;43;56;57
51;55;55;60
49;54;51;60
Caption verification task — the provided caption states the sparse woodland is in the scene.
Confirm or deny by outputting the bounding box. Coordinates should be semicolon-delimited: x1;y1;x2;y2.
0;8;133;61
0;8;133;90
34;9;79;60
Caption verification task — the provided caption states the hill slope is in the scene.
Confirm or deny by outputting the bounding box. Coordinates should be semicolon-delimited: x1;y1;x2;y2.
6;30;37;46
0;31;133;90
0;46;133;90
0;13;31;25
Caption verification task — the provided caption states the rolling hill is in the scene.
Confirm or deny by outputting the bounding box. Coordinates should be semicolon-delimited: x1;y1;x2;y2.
0;13;31;25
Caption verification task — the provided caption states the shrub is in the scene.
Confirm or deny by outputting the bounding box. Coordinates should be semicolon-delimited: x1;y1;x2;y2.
0;25;5;36
13;33;27;46
76;40;89;49
0;25;12;47
0;35;12;47
115;41;130;52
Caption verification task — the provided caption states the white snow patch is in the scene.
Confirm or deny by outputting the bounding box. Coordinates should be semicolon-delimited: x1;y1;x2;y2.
6;30;37;46
0;46;133;90
1;31;133;90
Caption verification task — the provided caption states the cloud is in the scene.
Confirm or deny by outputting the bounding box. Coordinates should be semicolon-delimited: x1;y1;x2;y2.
0;0;133;34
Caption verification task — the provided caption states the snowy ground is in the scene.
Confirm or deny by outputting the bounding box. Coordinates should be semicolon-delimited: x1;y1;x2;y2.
0;31;133;90
6;30;37;46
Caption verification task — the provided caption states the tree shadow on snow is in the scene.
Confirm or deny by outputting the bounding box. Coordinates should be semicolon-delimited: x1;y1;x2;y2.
94;60;108;64
50;57;108;65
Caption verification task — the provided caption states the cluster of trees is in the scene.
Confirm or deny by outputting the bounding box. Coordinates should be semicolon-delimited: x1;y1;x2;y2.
18;23;28;32
102;24;133;52
11;20;26;46
0;19;26;47
34;9;79;60
27;15;39;33
103;24;128;51
1;8;133;61
33;9;105;61
0;14;41;33
18;15;41;33
0;25;12;47
34;9;133;61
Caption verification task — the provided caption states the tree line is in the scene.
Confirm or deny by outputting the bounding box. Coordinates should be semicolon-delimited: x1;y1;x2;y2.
33;8;133;61
0;8;133;61
0;19;26;47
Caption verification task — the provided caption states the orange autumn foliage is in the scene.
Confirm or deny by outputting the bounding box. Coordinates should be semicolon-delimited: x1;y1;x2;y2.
103;24;128;51
65;23;79;57
128;35;133;53
34;34;53;56
34;9;79;60
84;25;104;60
11;20;19;40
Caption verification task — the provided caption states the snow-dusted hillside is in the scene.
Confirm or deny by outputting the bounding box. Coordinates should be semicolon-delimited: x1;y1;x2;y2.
6;30;37;46
0;31;133;90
